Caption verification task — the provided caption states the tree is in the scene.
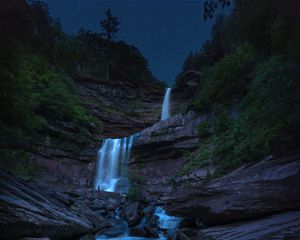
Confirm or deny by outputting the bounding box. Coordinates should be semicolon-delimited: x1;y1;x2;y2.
100;9;121;41
203;0;233;20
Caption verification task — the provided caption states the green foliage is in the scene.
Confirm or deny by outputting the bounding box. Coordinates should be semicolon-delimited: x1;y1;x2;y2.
189;43;254;112
128;171;146;185
213;57;300;176
100;8;121;41
126;187;139;202
0;52;101;144
180;56;300;176
177;1;300;177
0;149;41;180
197;121;211;138
179;146;211;175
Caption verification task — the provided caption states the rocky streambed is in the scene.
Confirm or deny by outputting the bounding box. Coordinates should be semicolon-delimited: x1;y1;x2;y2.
0;170;181;240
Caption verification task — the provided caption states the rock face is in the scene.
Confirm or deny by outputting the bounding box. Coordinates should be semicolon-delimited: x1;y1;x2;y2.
75;74;164;138
0;170;126;240
130;112;208;202
166;156;300;224
197;211;300;240
1;75;164;190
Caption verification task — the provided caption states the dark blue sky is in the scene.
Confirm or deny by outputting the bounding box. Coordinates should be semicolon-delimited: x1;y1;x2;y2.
45;0;225;85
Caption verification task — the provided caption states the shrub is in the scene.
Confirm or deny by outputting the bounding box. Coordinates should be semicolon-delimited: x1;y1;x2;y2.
188;43;255;112
126;187;139;202
213;56;300;176
179;146;211;175
197;121;211;138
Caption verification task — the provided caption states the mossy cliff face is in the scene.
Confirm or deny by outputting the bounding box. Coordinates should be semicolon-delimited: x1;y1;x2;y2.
0;75;164;190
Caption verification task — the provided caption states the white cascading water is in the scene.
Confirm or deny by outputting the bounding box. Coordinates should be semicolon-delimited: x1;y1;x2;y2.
154;206;181;238
95;88;181;239
94;135;135;193
161;88;171;120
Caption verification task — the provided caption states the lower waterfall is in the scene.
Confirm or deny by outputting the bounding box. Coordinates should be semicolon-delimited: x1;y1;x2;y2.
94;135;135;193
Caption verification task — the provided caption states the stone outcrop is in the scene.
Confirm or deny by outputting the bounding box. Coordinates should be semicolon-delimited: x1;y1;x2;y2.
0;170;125;240
130;111;208;202
166;156;300;224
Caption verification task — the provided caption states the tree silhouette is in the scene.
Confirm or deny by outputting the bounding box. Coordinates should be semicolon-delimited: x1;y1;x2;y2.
100;9;121;41
204;0;233;20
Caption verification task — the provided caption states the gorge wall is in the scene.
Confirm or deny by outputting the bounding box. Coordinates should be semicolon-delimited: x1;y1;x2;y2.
8;75;164;190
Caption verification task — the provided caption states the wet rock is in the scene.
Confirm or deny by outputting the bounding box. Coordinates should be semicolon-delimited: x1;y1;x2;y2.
129;220;159;238
143;223;159;238
18;238;51;240
176;230;192;240
143;206;155;217
94;209;107;216
166;156;300;225
107;198;118;211
78;234;95;240
84;199;107;211
70;201;110;230
126;201;141;226
96;218;127;238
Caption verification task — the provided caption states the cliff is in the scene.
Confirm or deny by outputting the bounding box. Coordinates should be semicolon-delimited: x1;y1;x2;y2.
1;75;164;191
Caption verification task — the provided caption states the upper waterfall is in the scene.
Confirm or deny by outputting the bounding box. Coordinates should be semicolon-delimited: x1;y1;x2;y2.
161;88;171;120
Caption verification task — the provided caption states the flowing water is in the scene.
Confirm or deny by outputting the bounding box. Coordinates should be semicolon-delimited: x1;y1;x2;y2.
154;207;181;238
161;88;171;120
94;135;135;193
94;88;181;239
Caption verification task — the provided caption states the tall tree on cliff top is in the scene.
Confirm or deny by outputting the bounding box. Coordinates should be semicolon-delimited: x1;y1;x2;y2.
100;9;121;41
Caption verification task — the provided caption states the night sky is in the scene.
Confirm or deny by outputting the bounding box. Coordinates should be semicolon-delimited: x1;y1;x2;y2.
45;0;228;85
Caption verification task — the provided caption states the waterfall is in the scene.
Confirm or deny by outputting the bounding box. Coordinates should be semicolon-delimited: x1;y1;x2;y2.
161;88;171;120
95;88;172;193
94;135;135;193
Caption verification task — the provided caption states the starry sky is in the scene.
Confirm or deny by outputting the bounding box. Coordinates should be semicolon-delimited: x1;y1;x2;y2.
44;0;227;85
